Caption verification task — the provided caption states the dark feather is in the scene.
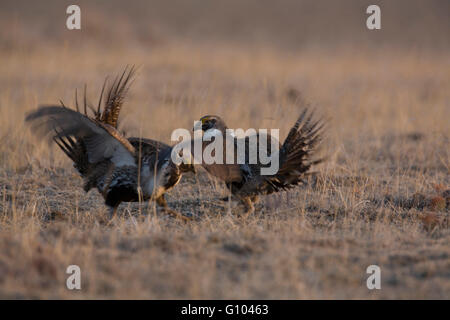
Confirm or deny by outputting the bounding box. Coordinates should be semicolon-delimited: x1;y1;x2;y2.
100;65;136;128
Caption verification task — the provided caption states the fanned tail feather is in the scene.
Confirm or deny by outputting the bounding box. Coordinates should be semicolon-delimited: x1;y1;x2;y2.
264;108;325;193
100;65;136;128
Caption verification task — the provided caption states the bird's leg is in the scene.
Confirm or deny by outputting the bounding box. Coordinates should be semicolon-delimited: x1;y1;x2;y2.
240;196;255;217
224;186;233;215
156;195;191;221
220;192;234;202
108;205;117;219
104;204;119;226
155;194;168;208
105;192;121;222
220;184;233;202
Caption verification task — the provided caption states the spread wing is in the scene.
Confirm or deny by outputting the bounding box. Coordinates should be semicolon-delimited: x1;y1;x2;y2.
25;106;136;167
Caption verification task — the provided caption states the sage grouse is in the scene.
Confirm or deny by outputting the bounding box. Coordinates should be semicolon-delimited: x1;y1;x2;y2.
25;67;195;220
197;110;324;215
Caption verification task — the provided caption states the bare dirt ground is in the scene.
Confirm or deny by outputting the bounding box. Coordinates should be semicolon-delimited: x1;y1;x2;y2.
0;1;449;299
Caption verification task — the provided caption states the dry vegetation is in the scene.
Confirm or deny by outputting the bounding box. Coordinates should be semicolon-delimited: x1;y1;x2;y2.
0;0;449;299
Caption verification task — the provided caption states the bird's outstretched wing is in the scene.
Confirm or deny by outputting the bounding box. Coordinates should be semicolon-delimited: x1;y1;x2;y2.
25;106;136;167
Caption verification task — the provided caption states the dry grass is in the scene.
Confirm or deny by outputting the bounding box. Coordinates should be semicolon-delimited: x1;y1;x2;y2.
0;1;449;299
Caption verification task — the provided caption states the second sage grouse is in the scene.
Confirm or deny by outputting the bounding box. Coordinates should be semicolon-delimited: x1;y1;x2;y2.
196;110;324;215
25;67;195;220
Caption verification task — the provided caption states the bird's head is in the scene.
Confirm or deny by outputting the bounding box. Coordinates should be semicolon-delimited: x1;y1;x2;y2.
198;115;227;132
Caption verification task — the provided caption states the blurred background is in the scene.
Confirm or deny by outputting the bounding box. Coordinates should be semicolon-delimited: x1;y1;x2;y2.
0;1;449;299
0;0;448;153
0;0;449;169
1;0;449;51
